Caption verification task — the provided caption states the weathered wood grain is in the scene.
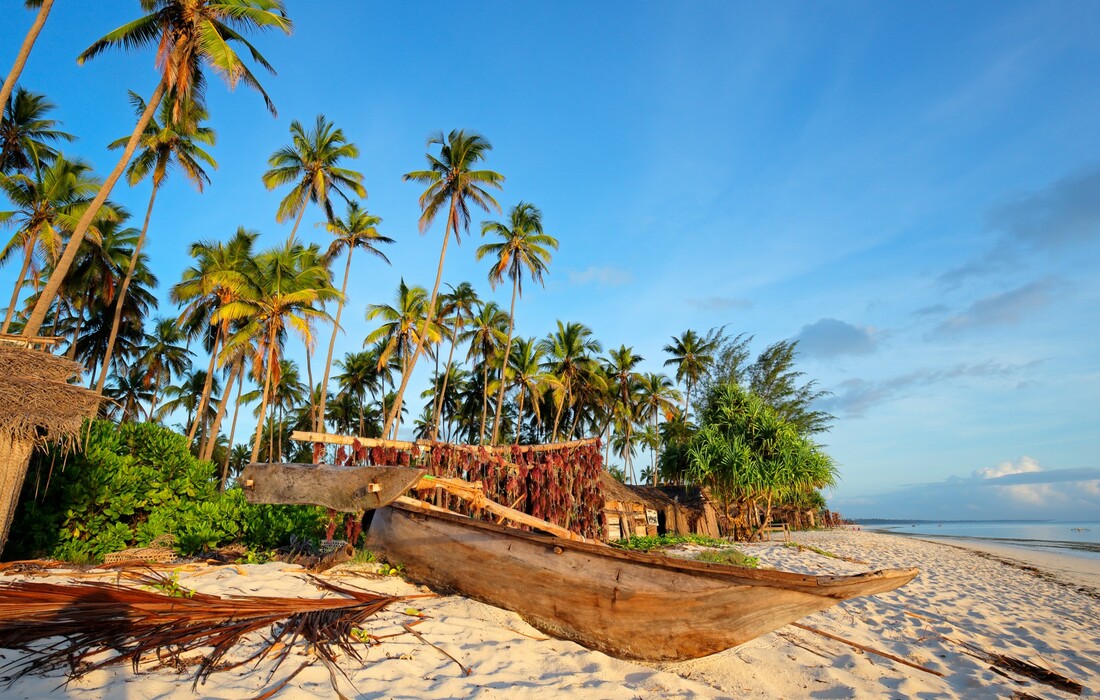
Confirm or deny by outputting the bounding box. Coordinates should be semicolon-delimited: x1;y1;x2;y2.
365;503;919;662
240;463;424;512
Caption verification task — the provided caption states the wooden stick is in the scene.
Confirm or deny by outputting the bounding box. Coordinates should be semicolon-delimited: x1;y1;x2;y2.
290;430;598;454
397;488;602;546
790;622;945;677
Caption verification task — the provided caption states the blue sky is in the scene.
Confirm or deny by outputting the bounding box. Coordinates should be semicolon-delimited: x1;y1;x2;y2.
3;2;1098;519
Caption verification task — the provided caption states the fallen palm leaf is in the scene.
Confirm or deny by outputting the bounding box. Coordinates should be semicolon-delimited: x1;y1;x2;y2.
0;572;402;698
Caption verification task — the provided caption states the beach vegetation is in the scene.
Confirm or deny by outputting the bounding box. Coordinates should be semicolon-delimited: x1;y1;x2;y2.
7;420;326;562
694;549;759;568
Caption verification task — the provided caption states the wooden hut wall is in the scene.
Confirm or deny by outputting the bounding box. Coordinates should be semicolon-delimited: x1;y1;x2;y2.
627;485;726;539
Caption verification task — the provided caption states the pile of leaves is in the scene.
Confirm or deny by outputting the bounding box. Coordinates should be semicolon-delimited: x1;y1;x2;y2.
0;573;400;698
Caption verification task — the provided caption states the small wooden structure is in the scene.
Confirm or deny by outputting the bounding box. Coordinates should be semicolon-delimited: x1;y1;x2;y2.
600;472;654;540
624;483;726;539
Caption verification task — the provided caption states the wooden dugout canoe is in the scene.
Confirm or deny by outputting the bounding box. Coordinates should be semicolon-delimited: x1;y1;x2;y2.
365;501;919;662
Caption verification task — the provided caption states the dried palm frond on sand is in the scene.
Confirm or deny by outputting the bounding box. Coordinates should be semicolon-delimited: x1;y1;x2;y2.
0;572;403;698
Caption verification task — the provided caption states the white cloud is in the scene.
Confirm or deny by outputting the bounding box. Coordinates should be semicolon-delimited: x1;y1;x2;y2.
567;266;632;287
974;455;1042;480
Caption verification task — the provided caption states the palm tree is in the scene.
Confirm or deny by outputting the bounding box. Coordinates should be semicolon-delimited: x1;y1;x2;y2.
334;350;379;437
431;281;478;440
0;155;119;333
388;129;504;437
157;368;221;433
462;301;508;443
539;321;601;441
637;372;681;485
315;201;393;430
104;366;155;423
508;336;560;444
476;201;559;444
365;280;441;439
604;344;644;482
135;316;192;418
261;114;365;245
0;0;55;112
21;0;291;337
663;329;718;421
96;92;215;393
0;87;74;174
217;241;338;463
172;228;257;443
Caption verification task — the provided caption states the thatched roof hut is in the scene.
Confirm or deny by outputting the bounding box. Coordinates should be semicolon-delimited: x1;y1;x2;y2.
625;484;727;539
600;471;656;541
0;340;102;556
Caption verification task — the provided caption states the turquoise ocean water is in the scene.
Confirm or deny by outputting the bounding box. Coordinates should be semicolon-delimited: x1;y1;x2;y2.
866;521;1100;562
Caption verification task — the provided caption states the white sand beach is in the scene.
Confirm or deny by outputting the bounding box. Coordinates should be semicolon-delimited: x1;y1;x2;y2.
1;528;1096;699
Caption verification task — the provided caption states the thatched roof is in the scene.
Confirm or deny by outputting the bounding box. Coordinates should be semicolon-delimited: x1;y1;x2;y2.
600;470;644;504
0;348;100;444
628;484;717;518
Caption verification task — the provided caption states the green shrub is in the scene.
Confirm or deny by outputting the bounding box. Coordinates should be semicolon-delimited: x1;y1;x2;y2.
612;532;727;551
695;548;759;568
7;421;327;562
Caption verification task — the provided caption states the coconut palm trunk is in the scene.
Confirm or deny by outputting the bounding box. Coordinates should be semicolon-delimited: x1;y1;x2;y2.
1;242;35;333
95;184;159;393
304;345;316;430
22;77;167;337
221;367;244;489
479;355;491;444
315;247;353;431
250;332;278;463
203;356;241;462
514;385;527;445
431;321;461;441
0;0;54;112
188;325;222;442
382;198;455;439
490;277;518;444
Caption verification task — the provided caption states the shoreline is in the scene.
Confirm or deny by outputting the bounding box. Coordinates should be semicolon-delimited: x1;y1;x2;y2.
905;533;1100;594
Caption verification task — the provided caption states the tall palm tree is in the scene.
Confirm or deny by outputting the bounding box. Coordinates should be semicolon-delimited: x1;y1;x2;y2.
104;366;155;423
135;316;192;418
217;241;338;462
662;329;718;421
22;0;291;337
0;0;55;112
96;92;216;393
389;129;504;437
462;301;509;443
508;336;560;444
539;321;601;441
0;87;74;174
0;155;118;333
315;201;393;430
477;201;559;444
604;344;644;481
334;350;379;437
261;114;365;245
431;281;478;440
172;228;257;443
365;280;441;439
637;372;681;485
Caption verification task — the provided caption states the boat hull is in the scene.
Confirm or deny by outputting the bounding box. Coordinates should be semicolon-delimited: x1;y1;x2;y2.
365;503;918;661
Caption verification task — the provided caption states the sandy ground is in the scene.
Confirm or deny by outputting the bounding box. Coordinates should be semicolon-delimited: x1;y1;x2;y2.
1;529;1097;699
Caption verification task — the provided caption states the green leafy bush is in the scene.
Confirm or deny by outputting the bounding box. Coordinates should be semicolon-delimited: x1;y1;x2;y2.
695;548;759;568
612;532;727;551
8;421;327;562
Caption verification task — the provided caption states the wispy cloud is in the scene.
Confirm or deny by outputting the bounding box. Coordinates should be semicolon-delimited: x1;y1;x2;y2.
566;266;632;287
834;457;1100;520
794;318;876;359
988;166;1100;249
933;279;1060;335
685;296;753;311
822;361;1029;417
939;164;1100;284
